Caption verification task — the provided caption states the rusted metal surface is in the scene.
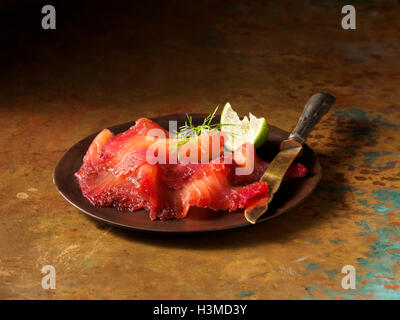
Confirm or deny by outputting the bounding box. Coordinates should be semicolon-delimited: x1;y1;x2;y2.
0;1;399;299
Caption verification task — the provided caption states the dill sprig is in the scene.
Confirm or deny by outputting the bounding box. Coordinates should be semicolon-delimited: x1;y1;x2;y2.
174;106;232;148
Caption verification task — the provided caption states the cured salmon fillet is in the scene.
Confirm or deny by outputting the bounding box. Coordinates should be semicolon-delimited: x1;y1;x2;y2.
75;118;307;220
75;118;168;217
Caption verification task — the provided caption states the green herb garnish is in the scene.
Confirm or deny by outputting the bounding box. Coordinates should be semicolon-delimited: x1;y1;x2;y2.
174;106;231;148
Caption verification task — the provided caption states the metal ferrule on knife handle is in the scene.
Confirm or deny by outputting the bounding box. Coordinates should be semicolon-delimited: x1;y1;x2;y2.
245;92;335;224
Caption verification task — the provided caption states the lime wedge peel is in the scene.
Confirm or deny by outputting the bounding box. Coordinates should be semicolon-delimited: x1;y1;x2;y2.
220;102;269;151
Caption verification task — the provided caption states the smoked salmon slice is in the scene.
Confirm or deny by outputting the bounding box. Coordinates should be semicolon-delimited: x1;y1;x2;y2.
75;118;307;220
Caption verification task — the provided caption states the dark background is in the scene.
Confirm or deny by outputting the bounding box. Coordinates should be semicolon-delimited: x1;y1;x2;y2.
1;0;399;118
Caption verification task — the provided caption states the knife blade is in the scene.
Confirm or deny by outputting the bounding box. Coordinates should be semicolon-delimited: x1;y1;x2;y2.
245;92;335;224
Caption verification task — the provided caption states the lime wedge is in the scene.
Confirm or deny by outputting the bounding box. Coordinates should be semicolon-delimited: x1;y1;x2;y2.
220;102;269;151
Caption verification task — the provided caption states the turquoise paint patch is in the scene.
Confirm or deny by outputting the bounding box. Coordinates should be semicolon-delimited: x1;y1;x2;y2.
357;220;373;237
304;285;318;292
334;108;400;130
303;286;318;300
380;122;400;129
361;152;397;170
372;189;400;210
354;222;400;299
356;221;372;232
357;199;370;207
303;216;400;299
356;188;400;216
363;151;380;165
236;290;254;299
334;108;369;121
323;289;357;300
325;269;338;280
355;190;366;196
305;263;322;275
304;285;356;300
330;239;344;244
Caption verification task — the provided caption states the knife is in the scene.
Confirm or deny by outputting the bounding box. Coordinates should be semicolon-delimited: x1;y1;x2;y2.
245;92;335;224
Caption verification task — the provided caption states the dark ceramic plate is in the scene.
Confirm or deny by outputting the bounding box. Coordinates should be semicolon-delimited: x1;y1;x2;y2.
53;114;321;233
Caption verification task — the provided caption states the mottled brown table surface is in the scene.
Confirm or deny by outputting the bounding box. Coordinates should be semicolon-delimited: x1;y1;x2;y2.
1;1;399;299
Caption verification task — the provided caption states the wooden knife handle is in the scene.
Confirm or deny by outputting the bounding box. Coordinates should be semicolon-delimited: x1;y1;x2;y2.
288;93;335;145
